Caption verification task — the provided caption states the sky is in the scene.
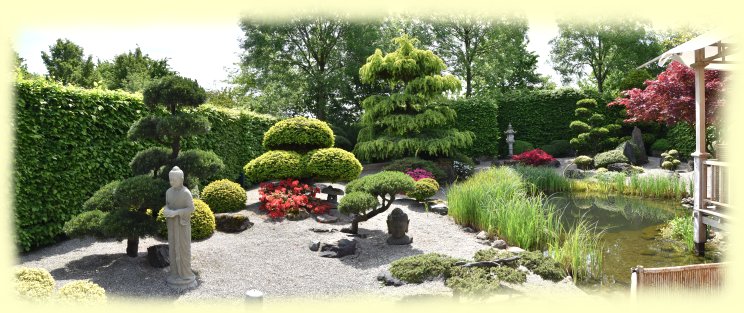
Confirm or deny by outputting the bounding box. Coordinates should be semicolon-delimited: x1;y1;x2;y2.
13;21;563;91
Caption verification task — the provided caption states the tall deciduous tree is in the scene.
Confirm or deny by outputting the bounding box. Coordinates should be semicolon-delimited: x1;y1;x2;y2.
353;35;474;161
97;47;174;92
549;18;660;93
40;38;99;88
609;61;725;126
431;14;541;97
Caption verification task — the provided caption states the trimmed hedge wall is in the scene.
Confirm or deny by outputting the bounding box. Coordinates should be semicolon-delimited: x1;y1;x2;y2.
13;79;274;251
448;98;499;158
14;79;150;251
496;88;589;156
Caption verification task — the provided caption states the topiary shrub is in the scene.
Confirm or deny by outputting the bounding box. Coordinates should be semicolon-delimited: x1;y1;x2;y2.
594;150;629;168
57;280;106;303
14;267;55;301
540;139;573;158
339;171;415;233
389;253;461;284
661;150;682;171
512;140;534;155
573;155;593;170
408;178;439;202
82;180;121;212
201;179;247;213
114;174;169;212
157;199;215;240
262;116;334;151
243;150;305;184
382;157;447;183
63;210;108;238
651;138;671;154
304;148;362;182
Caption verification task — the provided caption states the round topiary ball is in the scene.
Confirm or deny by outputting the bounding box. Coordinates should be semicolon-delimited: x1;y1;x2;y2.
14;267;55;301
338;191;379;215
408;178;439;202
201;179;247;213
305;148;362;182
57;280;107;304
157;199;216;240
262;117;334;151
244;150;305;184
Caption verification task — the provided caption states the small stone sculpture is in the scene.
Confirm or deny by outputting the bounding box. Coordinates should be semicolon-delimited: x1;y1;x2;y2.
163;166;197;290
386;208;413;245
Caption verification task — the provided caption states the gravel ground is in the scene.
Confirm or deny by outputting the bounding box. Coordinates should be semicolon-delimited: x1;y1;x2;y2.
17;182;589;304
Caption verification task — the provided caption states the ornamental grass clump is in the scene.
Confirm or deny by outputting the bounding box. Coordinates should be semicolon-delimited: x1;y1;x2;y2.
512;165;571;195
548;219;604;282
661;216;694;251
201;179;247;213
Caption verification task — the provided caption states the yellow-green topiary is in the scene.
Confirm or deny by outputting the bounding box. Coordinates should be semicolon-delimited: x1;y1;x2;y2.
305;148;362;182
201;179;247;213
243;150;305;184
262;116;334;151
14;267;55;301
407;178;439;202
157;199;216;240
57;280;106;304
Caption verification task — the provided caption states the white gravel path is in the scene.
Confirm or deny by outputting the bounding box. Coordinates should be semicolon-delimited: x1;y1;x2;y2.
16;183;590;304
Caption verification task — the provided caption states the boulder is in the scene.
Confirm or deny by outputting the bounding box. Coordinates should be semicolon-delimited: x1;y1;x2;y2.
491;239;508;249
619;141;639;165
315;214;338;224
476;231;489;240
548;159;561;168
214;212;252;233
607;162;632;173
429;203;448;215
462;227;475;233
147;244;169;268
318;239;358;258
506;246;526;254
564;169;586;179
309;241;321;251
631;127;649;164
377;270;406;286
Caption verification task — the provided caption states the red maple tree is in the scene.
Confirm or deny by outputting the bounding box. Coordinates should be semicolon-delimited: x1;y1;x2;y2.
609;61;725;125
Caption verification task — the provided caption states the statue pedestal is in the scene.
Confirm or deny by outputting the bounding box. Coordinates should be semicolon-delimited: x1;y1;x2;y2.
386;235;413;245
166;273;197;291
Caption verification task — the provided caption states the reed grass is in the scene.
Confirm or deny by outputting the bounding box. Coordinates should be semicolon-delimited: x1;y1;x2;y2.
512;165;572;194
549;219;604;282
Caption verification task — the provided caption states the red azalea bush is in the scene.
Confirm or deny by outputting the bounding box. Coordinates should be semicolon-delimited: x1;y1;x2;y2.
405;168;434;181
512;149;555;166
258;179;331;218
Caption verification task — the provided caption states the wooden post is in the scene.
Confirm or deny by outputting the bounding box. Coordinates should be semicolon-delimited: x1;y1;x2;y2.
692;48;709;256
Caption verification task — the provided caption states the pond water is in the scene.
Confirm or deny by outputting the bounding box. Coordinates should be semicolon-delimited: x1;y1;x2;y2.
546;193;721;293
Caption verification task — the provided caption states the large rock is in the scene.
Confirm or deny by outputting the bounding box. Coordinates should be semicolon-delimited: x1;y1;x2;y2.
491;239;508;249
631;127;649;164
214;212;252;233
429;203;448;215
317;239;358;258
315;214;338;224
619;141;639;165
607;162;632;173
147;244;169;268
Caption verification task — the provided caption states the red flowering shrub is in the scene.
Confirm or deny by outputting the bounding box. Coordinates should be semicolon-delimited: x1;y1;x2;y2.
405;168;434;181
258;179;330;218
512;149;555;166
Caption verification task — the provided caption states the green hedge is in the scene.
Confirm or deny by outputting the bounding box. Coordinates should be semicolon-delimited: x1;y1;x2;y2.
667;122;696;159
496;88;590;156
448;98;499;158
13;79;274;251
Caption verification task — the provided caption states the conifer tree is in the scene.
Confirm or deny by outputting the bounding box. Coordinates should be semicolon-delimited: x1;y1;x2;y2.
353;35;474;162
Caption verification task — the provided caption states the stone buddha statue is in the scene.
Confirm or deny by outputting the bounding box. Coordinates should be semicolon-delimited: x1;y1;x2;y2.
163;166;197;290
386;208;412;245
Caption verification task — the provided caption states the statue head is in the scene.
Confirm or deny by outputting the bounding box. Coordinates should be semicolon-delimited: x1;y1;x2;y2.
169;166;184;188
386;207;409;237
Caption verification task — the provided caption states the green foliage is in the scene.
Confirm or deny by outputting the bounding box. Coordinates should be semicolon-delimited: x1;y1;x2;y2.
63;210;107;238
445;266;503;296
512;165;572;195
660;216;694;251
13;79;150;251
573;155;594;170
354;35;473;161
99;206;159;241
262;117;334;151
576;98;597;109
518;251;566;282
243;150;305;184
651;138;671;152
57;280;107;303
593;150;629;168
97;46;174;92
173;149;225;182
201;179;247;213
512;140;534;155
14;267;55;301
381;157;447;183
570;98;617;154
337;191;379;215
130;147;170;175
408;178;439;202
389;253;461;284
143;75;207;111
539;139;573;157
82;180;121;212
157;199;215;240
40;38;99;88
305;148;363;182
114;175;169;210
616;141;643;165
569;120;591;133
447;97;499;157
667;122;696;159
661;150;682;170
548;219;603;281
345;171;415;197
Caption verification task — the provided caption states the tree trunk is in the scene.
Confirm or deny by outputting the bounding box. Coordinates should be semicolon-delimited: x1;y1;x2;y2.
171;137;180;160
341;196;394;234
126;236;139;257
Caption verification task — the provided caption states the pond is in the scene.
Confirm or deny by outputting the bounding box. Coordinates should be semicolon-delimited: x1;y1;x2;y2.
546;193;721;293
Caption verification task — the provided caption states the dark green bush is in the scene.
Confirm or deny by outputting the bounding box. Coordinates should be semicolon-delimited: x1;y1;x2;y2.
337;191;379;215
305;148;362;182
594;150;629;168
153;113;211;140
667;122;696;159
157;199;215;240
114;175;169;210
57;280;107;303
517;251;565;282
262;116;334;151
445;266;503;296
201;179;247;213
82;180;121;212
173;149;225;182
345;171;415;196
63;210;107;238
651;138;671;152
243;150;305;184
389;253;461;284
448;98;499;157
540;140;573;157
143;75;206;111
382;157;447;183
513;140;534;155
130;147;170;175
14;79;150;251
14;267;55;301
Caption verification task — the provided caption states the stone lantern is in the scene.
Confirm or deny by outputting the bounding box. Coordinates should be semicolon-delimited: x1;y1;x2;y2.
505;123;516;157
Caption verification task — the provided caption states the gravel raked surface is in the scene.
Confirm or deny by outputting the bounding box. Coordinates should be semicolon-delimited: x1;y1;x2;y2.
17;183;588;304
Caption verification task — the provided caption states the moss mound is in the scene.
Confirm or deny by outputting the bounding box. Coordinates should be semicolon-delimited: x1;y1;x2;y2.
57;280;107;303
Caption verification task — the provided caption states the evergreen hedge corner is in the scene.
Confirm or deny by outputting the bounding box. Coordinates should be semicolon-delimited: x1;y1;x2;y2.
448;98;499;158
